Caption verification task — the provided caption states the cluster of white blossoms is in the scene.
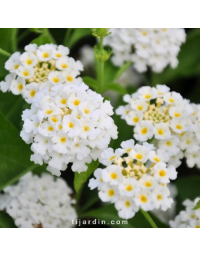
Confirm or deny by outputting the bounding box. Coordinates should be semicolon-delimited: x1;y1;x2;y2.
0;173;77;228
0;44;83;103
21;83;118;176
104;28;186;73
170;198;200;228
89;140;177;219
116;85;200;169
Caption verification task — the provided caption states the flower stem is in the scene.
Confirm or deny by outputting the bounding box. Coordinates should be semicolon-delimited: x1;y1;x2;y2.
140;208;158;228
98;38;104;94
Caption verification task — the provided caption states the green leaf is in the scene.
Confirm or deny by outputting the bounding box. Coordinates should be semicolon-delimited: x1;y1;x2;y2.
0;211;16;228
0;111;36;191
82;76;98;90
176;176;200;201
0;48;11;57
0;28;18;78
193;199;200;210
0;92;28;130
103;82;127;95
113;61;132;80
31;33;53;46
103;60;118;83
74;160;99;193
66;28;91;48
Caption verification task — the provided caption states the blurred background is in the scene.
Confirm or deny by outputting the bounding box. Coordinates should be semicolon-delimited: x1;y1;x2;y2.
0;28;200;228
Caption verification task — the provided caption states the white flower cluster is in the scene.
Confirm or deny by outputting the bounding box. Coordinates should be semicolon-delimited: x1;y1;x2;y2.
116;85;200;169
0;44;83;103
170;198;200;228
0;173;77;228
89;140;177;219
21;83;118;176
104;28;186;73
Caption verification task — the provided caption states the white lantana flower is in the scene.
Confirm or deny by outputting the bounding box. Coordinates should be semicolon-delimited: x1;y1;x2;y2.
20;83;118;176
170;198;200;228
89;140;177;220
104;28;186;73
0;173;77;228
116;85;200;169
0;44;83;103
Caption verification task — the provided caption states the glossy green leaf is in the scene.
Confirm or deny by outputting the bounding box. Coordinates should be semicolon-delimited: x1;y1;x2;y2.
82;76;98;90
74;160;99;193
0;212;16;228
0;111;36;191
103;82;127;95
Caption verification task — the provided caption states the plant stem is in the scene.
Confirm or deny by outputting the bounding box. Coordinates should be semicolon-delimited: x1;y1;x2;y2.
0;48;11;57
140;208;158;228
98;38;104;94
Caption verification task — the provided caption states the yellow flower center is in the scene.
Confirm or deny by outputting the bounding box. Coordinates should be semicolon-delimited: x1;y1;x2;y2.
22;71;29;77
56;53;62;58
133;117;139;123
14;64;19;69
126;185;133;191
169;98;174;103
61;99;67;104
154;157;160;162
67;76;73;82
110;173;118;179
157;194;163;200
18;83;23;91
137;105;143;111
83;126;90;132
141;127;148;135
145;94;151;99
109;156;116;161
108;189;115;197
68;122;74;128
174;112;181;117
60;137;66;143
176;124;182;130
43;53;49;58
48;126;54;131
166;141;172;146
45;110;53;115
159;170;166;177
61;64;68;69
157;129;164;135
140;195;147;203
26;59;33;65
53;77;60;83
84;109;90;114
30;90;36;97
125;201;131;207
145;182;152;187
74;99;80;106
136;154;143;160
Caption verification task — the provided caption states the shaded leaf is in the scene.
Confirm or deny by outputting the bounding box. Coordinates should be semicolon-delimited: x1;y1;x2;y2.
74;160;99;193
0;211;16;228
0;111;36;191
103;82;127;95
31;33;53;46
114;61;132;80
66;28;91;48
176;176;200;201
